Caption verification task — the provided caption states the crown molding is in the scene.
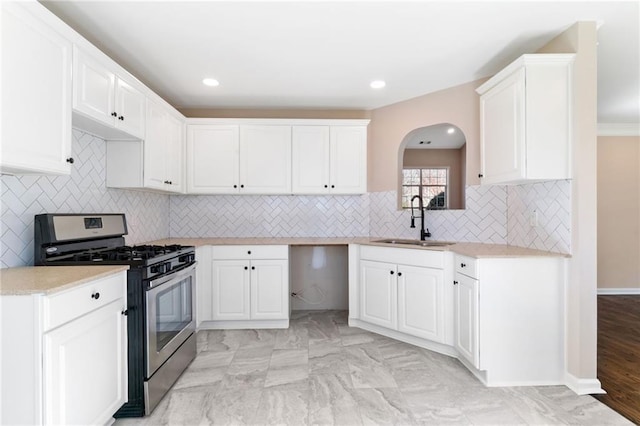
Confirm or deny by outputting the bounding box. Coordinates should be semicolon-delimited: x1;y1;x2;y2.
597;123;640;136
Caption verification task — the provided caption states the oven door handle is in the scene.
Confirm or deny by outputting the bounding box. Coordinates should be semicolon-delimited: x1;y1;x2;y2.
147;262;197;291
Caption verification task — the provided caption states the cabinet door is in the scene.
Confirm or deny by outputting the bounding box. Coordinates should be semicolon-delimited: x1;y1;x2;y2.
479;68;526;184
114;79;145;139
73;47;116;127
1;2;72;175
397;265;445;342
143;100;168;190
250;259;289;320
240;125;292;194
43;299;127;426
187;125;240;194
165;114;184;192
211;260;250;320
360;260;397;329
455;274;480;368
329;126;367;194
291;126;330;194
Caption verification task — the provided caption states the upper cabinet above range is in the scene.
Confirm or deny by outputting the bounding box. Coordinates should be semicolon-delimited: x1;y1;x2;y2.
72;46;146;140
476;54;575;185
186;119;369;195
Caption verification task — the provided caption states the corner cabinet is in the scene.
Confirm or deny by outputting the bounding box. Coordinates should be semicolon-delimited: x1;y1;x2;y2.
476;54;575;185
0;271;128;425
106;99;185;193
186;119;369;195
292;125;367;194
1;1;74;175
198;245;290;329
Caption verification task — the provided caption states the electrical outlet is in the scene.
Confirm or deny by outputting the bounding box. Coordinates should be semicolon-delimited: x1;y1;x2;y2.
530;210;538;227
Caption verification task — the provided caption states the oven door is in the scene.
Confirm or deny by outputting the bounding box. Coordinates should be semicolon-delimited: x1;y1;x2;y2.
145;263;196;378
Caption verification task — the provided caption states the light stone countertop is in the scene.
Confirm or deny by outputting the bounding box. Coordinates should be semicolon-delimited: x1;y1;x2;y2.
147;237;570;258
0;265;129;296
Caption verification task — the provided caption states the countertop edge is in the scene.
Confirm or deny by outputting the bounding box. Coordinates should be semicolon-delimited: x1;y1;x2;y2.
0;265;130;296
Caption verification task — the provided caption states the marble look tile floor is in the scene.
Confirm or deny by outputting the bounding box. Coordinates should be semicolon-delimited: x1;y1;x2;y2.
115;310;631;426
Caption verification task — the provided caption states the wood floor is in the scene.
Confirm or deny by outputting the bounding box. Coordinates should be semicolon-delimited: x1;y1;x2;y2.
594;295;640;424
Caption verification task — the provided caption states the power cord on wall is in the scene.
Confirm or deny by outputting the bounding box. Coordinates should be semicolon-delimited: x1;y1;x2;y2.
290;283;326;305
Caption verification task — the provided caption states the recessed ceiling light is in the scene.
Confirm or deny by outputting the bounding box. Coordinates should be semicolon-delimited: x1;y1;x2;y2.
447;127;455;134
202;78;219;87
370;80;386;89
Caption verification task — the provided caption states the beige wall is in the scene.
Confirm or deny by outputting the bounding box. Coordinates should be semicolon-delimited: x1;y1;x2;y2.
403;148;465;209
538;22;599;389
368;79;485;193
597;135;640;289
179;108;371;119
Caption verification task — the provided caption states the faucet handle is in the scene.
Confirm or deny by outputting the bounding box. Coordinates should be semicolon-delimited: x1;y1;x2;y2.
410;217;416;228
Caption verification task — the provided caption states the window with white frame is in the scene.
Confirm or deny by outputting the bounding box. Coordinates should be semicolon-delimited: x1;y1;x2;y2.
401;168;448;210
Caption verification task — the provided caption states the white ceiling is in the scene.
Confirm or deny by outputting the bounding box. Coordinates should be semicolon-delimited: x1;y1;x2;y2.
41;1;639;123
404;124;466;149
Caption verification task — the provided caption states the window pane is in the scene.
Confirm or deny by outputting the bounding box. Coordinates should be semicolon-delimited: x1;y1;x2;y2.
403;169;420;185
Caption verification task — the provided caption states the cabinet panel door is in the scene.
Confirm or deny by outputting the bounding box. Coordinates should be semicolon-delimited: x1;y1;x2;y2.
143;100;168;190
480;69;525;184
250;259;289;320
211;260;250;320
455;274;480;368
397;265;445;342
73;47;115;127
187;125;240;194
240;125;291;194
291;126;330;194
166;114;184;192
360;260;397;329
329;126;367;194
115;79;145;138
1;3;72;174
43;299;126;426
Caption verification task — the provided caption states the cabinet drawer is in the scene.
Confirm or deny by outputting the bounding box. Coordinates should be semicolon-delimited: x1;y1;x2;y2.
360;245;444;269
44;272;125;331
455;255;478;279
211;245;288;260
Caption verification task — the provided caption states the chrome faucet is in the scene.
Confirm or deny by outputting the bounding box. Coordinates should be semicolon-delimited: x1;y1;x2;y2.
410;195;431;241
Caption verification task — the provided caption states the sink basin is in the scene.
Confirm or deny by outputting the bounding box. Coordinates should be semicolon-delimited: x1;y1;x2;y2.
373;239;454;247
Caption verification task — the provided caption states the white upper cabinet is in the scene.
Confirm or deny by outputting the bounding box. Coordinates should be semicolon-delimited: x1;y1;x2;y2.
187;123;292;194
240;125;292;194
292;125;367;194
73;47;146;140
187;125;240;193
106;99;184;193
1;1;73;175
187;119;368;195
476;54;575;185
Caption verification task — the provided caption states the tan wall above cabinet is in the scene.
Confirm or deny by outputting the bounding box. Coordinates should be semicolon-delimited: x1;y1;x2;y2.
476;54;575;185
186;119;369;195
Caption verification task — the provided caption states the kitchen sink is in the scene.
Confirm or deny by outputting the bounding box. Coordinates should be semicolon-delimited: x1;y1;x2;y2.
372;239;454;247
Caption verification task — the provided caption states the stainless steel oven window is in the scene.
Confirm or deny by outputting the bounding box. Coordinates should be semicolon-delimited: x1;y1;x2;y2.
146;264;196;377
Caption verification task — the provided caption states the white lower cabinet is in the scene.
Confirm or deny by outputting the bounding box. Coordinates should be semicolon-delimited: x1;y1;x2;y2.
358;246;449;345
43;298;126;425
0;270;128;426
453;254;565;386
199;245;289;329
453;272;479;368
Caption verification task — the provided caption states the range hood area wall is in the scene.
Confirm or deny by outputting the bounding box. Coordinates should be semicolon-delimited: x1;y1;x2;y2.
0;130;171;268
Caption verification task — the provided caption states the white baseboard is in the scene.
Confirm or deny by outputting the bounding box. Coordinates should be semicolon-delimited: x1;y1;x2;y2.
597;288;640;295
564;372;605;395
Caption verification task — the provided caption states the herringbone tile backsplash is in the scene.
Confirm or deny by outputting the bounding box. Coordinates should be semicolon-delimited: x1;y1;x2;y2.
1;129;572;268
0;130;170;268
170;194;369;238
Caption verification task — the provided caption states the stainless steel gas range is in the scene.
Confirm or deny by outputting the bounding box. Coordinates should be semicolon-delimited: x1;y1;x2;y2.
34;213;196;417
